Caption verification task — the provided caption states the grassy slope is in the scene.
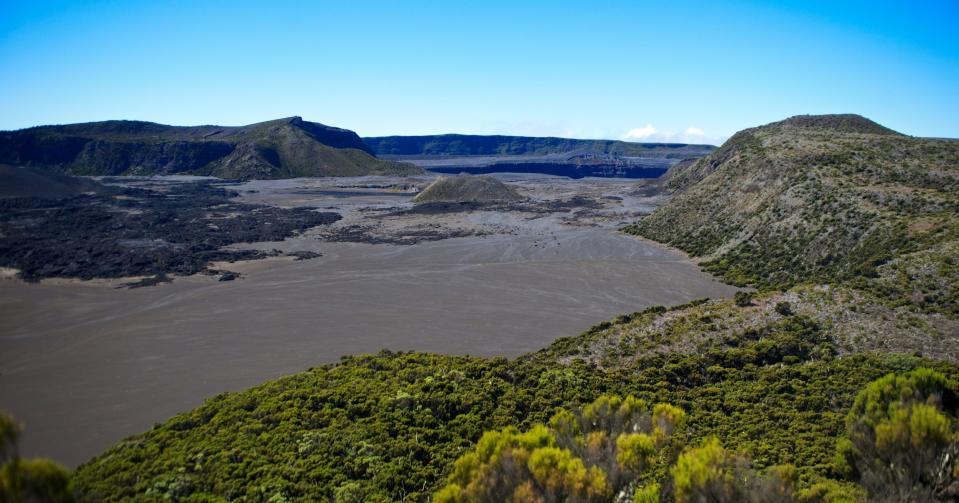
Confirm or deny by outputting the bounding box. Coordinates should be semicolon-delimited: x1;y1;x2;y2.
72;115;959;501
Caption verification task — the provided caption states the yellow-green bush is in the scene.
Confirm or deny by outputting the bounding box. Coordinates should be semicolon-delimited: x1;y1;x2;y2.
671;437;744;502
671;437;799;503
840;368;958;501
435;395;683;502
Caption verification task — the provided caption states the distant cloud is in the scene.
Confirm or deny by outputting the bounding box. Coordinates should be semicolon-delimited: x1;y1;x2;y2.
620;125;719;144
622;124;658;140
479;120;609;140
469;120;724;145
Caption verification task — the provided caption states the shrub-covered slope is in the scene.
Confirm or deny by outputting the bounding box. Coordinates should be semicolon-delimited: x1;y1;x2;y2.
541;287;958;368
627;114;959;317
71;319;957;501
71;296;959;500
0;117;421;179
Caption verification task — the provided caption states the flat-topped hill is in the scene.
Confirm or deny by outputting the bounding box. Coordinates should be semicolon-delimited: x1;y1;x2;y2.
364;133;714;158
0;117;422;179
364;134;714;179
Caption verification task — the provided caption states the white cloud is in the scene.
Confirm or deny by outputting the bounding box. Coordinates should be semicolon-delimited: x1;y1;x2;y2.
620;125;719;144
478;121;609;139
621;124;658;140
476;120;725;145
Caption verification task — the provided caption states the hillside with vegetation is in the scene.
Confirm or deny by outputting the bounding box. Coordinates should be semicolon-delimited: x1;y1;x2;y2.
44;114;959;501
629;114;959;318
0;117;421;179
69;332;958;502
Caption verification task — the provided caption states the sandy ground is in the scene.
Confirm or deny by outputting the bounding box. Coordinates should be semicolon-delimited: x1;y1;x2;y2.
0;174;736;467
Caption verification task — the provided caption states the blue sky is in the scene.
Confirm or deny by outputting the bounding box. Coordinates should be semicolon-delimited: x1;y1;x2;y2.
1;0;957;144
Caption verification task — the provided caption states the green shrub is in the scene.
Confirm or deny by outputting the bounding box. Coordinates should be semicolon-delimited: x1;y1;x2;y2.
633;483;661;503
840;368;958;501
795;478;864;502
0;412;74;503
435;395;683;502
671;437;798;503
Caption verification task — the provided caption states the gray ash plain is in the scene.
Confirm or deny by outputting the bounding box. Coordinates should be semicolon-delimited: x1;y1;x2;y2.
0;173;737;467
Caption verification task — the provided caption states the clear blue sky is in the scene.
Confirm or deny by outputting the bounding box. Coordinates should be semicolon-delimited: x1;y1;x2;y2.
1;0;957;143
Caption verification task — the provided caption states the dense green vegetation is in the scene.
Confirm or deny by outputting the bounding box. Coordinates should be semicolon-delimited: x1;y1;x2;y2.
437;366;958;502
56;114;959;501
71;315;958;501
0;117;421;179
434;395;684;502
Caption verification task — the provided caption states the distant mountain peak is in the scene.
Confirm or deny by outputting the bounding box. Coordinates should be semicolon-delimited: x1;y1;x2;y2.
768;114;902;136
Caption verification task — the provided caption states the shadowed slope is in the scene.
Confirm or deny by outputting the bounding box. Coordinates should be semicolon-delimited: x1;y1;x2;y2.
0;164;104;199
0;117;422;179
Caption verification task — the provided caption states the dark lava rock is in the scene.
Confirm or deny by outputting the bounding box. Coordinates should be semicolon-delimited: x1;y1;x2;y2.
321;224;478;245
400;201;492;215
0;180;341;282
289;251;322;261
123;273;173;289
